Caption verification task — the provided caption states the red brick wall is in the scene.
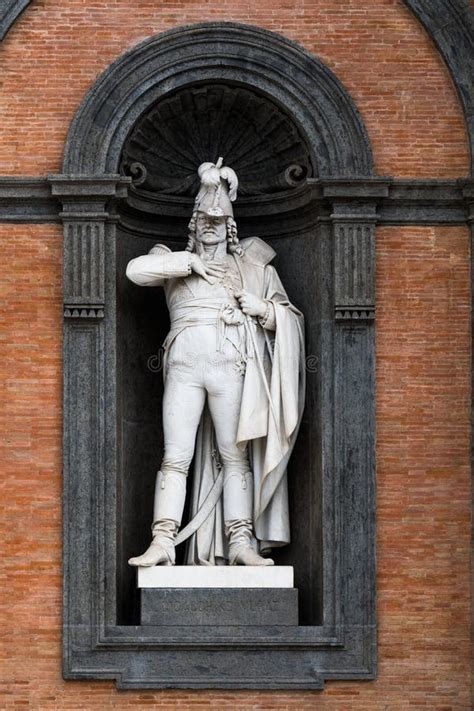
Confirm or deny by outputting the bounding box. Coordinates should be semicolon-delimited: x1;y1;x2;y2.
0;0;472;708
0;224;470;708
0;0;469;177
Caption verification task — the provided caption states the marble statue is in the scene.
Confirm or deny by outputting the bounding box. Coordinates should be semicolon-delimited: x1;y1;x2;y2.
126;159;305;567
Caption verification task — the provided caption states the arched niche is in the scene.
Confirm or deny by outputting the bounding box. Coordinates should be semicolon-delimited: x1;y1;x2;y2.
115;79;323;627
63;23;373;177
58;23;378;689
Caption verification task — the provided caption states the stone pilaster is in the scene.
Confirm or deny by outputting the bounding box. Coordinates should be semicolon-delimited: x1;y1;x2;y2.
49;175;129;319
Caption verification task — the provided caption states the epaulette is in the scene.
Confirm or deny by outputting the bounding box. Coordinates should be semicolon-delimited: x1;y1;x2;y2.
148;243;172;256
239;237;276;266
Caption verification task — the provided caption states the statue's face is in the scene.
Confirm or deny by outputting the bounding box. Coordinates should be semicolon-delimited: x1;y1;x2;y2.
195;212;227;246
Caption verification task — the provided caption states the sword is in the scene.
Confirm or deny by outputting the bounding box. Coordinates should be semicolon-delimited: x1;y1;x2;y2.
244;314;283;450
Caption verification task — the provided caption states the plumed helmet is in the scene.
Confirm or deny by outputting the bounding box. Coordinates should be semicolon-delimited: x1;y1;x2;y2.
194;157;238;218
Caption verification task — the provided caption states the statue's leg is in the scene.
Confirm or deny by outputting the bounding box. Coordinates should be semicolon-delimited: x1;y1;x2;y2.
128;366;206;567
207;367;274;566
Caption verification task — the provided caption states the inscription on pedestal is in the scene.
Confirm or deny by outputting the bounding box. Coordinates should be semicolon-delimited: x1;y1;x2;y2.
140;588;299;626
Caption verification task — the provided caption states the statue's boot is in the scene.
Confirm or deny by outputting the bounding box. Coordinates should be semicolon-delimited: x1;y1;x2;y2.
128;470;186;567
225;519;274;566
128;518;178;567
224;472;274;566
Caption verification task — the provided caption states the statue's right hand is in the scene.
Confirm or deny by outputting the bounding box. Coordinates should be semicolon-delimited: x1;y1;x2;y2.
189;254;227;284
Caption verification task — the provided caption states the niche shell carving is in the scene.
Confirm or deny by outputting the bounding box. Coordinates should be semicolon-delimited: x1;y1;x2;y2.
120;84;312;197
126;159;306;566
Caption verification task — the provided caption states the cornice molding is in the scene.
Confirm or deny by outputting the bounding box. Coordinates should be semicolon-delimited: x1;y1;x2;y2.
0;176;470;226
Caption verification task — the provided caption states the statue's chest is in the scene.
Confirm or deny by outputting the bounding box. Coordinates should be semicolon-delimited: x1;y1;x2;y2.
215;259;242;298
171;257;243;302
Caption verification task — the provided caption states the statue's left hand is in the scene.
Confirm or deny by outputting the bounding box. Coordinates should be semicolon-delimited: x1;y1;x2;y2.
234;290;267;318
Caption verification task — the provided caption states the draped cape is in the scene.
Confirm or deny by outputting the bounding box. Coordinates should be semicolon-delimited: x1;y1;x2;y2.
182;237;305;564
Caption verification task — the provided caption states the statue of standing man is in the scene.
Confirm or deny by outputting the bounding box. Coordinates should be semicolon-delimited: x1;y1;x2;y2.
126;159;305;567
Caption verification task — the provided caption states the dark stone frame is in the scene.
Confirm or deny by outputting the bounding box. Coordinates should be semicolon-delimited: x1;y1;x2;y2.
0;3;472;694
48;23;378;689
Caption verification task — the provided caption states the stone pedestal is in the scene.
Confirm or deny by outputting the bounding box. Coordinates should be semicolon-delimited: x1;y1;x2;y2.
137;565;294;588
137;566;298;626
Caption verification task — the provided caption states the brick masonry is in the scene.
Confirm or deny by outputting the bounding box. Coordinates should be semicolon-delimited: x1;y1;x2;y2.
0;0;472;708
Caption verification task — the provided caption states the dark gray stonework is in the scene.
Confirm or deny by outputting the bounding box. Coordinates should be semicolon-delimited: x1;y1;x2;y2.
140;589;299;627
0;0;30;40
49;175;130;318
0;177;471;225
0;178;59;221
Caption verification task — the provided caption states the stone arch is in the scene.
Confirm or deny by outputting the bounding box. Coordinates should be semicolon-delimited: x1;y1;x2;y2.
62;22;374;177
